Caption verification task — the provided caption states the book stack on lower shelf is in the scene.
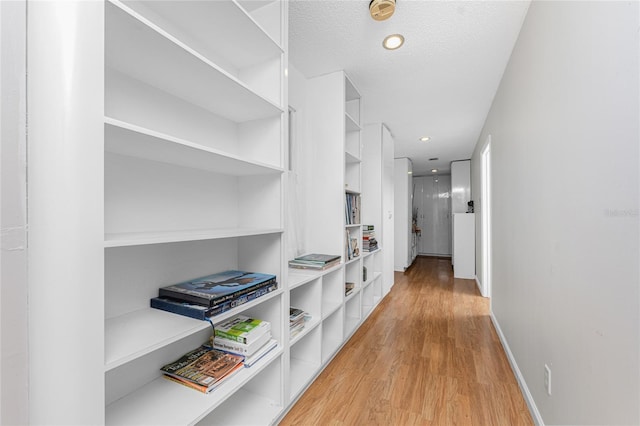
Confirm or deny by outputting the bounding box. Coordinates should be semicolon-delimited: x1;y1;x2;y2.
362;225;378;252
210;315;278;368
150;270;277;320
345;282;355;296
288;253;341;271
160;345;244;394
289;307;308;339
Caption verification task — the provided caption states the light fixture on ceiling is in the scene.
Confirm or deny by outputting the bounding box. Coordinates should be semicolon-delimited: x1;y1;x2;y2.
383;34;404;50
369;0;396;21
419;136;430;142
431;169;438;173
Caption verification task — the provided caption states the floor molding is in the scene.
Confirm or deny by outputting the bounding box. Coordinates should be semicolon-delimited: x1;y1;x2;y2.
474;275;483;295
490;311;545;426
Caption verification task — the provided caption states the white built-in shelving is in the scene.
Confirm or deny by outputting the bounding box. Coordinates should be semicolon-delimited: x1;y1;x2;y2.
28;1;395;423
281;70;390;419
103;0;288;424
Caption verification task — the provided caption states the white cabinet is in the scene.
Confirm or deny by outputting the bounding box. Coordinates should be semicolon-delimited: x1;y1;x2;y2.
394;158;413;271
453;213;476;279
28;1;288;424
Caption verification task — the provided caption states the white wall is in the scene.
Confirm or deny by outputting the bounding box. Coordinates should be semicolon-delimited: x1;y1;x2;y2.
0;1;28;423
286;64;311;260
471;2;639;424
394;158;412;270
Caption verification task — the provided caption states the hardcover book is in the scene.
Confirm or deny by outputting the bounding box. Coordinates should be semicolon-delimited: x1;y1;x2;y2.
159;270;277;307
210;330;272;356
293;253;341;264
160;346;244;394
214;315;271;344
150;283;278;320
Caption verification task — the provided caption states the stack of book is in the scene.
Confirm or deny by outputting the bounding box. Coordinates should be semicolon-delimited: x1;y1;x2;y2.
288;253;341;271
345;193;361;225
289;307;308;339
362;225;378;252
345;282;355;296
210;315;278;368
160;345;244;393
150;270;278;320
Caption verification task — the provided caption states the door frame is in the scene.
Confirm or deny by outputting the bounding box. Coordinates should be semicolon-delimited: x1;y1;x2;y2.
481;137;492;298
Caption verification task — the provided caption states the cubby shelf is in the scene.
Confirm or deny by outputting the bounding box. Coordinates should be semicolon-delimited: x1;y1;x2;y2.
363;271;383;289
106;1;283;124
105;118;285;176
345;150;361;163
105;289;283;371
119;0;283;69
345;113;361;132
289;317;321;346
105;348;283;426
289;358;321;399
104;228;284;248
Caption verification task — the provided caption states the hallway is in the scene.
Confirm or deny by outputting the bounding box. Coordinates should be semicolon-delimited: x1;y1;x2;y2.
281;257;533;425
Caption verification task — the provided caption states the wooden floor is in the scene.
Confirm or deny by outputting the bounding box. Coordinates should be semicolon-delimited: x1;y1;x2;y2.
280;256;533;425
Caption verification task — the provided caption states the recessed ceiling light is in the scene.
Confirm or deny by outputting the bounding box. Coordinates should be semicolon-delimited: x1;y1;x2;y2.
383;34;404;50
407;171;413;175
431;169;438;173
419;136;430;142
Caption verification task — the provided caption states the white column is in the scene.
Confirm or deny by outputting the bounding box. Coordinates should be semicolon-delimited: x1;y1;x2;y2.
28;1;104;423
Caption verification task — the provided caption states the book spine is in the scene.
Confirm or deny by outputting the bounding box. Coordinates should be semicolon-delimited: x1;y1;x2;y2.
208;284;278;319
154;284;277;321
159;277;277;307
214;319;271;345
151;298;210;320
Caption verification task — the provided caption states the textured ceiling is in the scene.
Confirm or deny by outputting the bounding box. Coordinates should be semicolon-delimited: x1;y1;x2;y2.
289;0;530;175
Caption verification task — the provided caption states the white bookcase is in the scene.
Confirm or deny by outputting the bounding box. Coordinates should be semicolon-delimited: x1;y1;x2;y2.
28;1;288;424
282;70;389;416
28;3;391;423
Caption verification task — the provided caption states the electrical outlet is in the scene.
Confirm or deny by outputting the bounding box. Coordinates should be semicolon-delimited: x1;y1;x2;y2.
544;364;552;396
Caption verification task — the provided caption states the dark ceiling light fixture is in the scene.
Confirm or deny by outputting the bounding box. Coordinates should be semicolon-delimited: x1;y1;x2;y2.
429;157;439;161
369;0;396;21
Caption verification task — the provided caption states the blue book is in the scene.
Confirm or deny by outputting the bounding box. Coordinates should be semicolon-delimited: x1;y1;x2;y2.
151;283;278;320
158;270;277;307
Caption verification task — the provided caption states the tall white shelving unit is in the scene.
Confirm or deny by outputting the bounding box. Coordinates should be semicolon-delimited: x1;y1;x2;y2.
27;4;391;423
29;1;289;424
363;124;395;295
285;70;389;413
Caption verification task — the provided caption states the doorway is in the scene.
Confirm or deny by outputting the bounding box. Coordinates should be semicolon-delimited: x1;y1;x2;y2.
414;175;452;257
481;137;492;298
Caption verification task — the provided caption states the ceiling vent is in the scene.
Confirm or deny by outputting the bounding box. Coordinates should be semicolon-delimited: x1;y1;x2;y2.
369;0;396;21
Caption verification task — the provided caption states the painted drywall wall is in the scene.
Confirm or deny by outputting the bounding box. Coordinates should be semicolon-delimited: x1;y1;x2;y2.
0;1;29;423
394;158;412;270
286;64;311;260
471;2;639;424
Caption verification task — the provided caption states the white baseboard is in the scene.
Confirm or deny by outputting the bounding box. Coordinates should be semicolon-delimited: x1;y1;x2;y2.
490;312;545;426
474;275;483;295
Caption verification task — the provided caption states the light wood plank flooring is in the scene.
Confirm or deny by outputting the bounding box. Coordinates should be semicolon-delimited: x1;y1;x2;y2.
280;256;533;425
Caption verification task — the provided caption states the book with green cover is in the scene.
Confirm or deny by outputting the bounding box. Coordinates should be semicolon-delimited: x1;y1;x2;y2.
214;315;271;344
